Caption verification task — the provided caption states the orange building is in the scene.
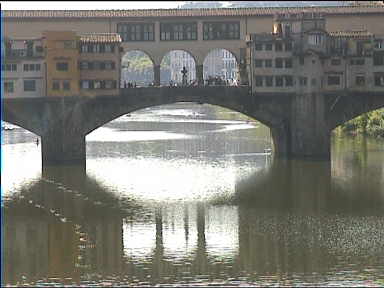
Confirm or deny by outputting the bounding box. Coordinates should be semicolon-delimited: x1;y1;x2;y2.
43;31;80;97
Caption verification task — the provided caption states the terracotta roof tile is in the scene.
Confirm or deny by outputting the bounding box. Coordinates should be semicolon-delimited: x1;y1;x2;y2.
3;6;384;19
79;33;121;43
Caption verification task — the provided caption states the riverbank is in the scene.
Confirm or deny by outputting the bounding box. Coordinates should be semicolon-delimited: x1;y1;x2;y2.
336;108;384;138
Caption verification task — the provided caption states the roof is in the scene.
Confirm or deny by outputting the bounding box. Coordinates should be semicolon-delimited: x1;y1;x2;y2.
3;5;384;19
79;33;121;43
329;30;374;38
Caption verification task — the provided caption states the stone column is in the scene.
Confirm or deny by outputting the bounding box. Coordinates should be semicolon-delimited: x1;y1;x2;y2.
41;132;86;167
196;64;204;86
154;64;161;86
289;92;331;160
269;92;331;160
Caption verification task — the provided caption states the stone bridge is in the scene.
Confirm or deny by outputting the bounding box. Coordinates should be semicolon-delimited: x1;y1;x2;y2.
3;86;384;167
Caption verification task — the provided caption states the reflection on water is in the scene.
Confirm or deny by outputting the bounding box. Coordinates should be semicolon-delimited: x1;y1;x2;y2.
2;103;384;286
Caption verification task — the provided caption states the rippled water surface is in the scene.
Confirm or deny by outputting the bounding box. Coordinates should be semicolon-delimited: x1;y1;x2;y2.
2;103;384;287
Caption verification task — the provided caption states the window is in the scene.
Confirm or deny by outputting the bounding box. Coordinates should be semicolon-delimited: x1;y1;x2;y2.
255;76;263;87
285;42;293;51
203;22;240;40
311;78;317;86
285;75;293;86
276;76;284;87
94;80;102;89
299;57;304;65
328;75;340;86
105;61;115;70
255;43;263;51
254;59;263;67
52;80;60;90
81;80;90;89
355;75;365;86
265;43;272;51
56;62;68;71
79;61;89;70
160;23;197;41
350;58;365;65
374;40;383;49
374;73;384;86
3;63;17;71
266;76;273;87
80;45;89;53
24;80;36;91
308;34;323;45
105;80;115;89
331;59;341;65
275;42;283;51
265;59;272;67
4;81;14;93
64;40;75;49
63;80;70;90
373;53;384;66
285;58;293;68
117;23;154;41
275;58;283;68
299;77;307;86
23;63;41;71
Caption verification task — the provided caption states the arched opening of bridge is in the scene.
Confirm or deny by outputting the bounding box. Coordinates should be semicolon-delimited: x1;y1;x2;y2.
203;48;238;86
86;102;273;201
121;50;154;87
2;121;42;193
160;50;196;86
332;108;384;157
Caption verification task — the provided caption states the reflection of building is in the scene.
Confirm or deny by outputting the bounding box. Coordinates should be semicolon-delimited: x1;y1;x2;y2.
247;12;384;94
2;37;46;98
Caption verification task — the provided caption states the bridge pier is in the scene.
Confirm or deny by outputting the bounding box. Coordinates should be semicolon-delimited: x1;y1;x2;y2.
196;64;204;86
41;132;86;167
272;92;331;160
154;64;160;86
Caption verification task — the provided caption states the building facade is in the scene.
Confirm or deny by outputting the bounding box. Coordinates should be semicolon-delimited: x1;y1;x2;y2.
2;37;45;98
4;5;384;87
78;33;122;96
43;31;81;97
2;31;122;98
247;12;384;94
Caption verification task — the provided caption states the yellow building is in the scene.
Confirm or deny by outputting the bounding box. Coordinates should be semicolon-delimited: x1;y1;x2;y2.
43;31;80;97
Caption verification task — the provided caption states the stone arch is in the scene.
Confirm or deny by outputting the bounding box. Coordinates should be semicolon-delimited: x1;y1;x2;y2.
327;93;384;131
121;49;155;87
203;48;239;85
159;49;197;86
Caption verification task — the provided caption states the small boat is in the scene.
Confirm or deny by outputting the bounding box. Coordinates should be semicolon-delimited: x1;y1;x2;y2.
2;125;14;131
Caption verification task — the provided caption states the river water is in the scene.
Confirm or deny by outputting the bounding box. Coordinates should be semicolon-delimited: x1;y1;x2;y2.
2;103;384;287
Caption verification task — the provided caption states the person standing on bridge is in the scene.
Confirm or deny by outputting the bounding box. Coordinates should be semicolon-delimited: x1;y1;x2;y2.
181;66;188;87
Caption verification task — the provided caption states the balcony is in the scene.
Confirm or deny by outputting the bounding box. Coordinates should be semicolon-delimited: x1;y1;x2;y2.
5;48;44;59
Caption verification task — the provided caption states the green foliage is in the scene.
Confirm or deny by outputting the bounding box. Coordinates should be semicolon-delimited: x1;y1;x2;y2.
340;108;384;138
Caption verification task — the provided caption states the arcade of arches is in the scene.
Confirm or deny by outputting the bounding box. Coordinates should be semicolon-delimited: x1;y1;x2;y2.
121;48;239;87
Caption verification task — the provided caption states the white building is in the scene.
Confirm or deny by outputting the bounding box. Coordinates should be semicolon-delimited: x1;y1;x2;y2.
2;38;46;98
